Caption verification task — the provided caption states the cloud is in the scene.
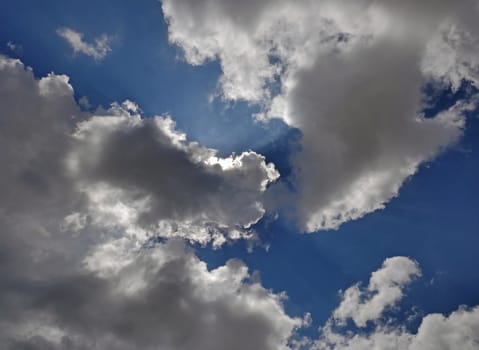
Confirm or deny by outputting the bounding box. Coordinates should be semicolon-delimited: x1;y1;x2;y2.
68;101;279;246
313;306;479;350
57;27;112;61
6;41;22;55
332;257;421;327
0;54;278;247
0;56;86;281
2;239;302;350
162;0;479;232
0;54;297;349
307;257;479;350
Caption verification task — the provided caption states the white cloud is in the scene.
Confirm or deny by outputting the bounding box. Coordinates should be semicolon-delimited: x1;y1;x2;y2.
313;307;479;350
309;257;479;350
408;307;479;350
57;27;112;61
162;0;479;232
333;257;421;327
422;22;479;91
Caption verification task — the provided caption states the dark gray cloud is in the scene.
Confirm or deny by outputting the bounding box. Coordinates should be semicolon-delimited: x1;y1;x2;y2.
0;57;89;285
3;240;300;350
68;102;278;246
288;37;470;230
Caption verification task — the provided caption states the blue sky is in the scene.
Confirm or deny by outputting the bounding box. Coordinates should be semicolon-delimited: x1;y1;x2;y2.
0;0;288;156
1;1;479;349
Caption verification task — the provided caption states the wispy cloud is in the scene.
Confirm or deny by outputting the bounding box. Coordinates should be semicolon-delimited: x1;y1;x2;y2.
57;27;112;61
6;41;22;55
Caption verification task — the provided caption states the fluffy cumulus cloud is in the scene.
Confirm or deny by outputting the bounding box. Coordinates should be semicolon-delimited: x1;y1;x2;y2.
307;257;479;350
0;55;298;349
67;102;278;246
57;27;113;61
332;257;421;328
162;0;479;231
0;55;278;248
312;306;479;350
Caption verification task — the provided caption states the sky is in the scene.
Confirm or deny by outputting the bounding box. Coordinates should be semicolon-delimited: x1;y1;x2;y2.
0;0;478;349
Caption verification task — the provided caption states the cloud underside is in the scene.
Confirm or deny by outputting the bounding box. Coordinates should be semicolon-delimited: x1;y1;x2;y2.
2;239;300;350
163;0;479;231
